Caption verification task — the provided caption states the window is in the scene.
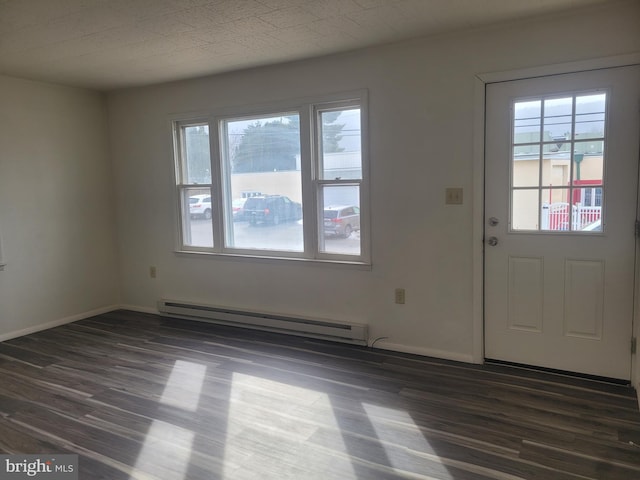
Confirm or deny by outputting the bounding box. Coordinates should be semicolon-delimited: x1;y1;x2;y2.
175;123;214;248
317;106;363;256
510;92;606;232
173;93;368;263
220;112;304;253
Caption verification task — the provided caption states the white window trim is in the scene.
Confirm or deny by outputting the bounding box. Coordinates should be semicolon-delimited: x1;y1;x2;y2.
508;88;608;234
171;90;370;265
173;118;214;252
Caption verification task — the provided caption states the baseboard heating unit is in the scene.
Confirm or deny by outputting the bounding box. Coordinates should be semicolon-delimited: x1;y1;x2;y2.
157;299;368;345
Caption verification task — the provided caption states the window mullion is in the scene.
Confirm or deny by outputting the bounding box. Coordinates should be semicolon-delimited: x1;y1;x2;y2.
300;105;315;258
210;117;225;252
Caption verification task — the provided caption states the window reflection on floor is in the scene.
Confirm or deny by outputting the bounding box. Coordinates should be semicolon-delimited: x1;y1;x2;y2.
130;360;206;479
223;373;357;479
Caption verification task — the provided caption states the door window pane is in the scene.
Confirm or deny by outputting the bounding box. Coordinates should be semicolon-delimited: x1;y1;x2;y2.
221;113;303;252
512;189;539;230
541;151;570;187
572;142;604;183
541;188;570;231
514;100;541;144
573;188;602;231
575;94;606;140
542;139;572;157
543;97;573;145
513;145;540;187
511;91;606;233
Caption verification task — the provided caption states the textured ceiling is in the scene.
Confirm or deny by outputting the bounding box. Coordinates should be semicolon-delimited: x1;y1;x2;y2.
0;0;614;91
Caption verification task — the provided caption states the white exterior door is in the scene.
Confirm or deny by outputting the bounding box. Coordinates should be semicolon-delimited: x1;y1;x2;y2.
484;66;640;380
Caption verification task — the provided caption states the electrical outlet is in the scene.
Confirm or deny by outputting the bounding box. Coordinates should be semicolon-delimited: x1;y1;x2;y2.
395;288;406;304
149;266;157;279
445;187;463;205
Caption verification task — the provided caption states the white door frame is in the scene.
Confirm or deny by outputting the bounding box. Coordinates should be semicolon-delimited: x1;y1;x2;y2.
472;53;640;389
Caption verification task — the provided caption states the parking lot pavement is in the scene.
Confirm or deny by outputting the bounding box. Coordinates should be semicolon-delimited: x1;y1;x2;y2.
185;219;360;255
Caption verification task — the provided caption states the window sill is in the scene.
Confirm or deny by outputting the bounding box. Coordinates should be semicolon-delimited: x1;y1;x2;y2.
174;249;372;270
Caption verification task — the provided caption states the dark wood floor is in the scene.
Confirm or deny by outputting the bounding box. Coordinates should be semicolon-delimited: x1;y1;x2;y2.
0;310;639;479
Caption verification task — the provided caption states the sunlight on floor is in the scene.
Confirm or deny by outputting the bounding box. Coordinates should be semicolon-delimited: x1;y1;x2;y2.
362;403;452;478
222;372;358;479
363;403;434;451
130;419;195;480
130;360;206;479
159;360;207;412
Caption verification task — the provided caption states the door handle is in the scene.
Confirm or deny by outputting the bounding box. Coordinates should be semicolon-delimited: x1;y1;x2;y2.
487;236;499;246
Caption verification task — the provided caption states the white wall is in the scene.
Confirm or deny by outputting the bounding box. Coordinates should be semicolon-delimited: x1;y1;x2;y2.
107;1;640;365
0;76;120;339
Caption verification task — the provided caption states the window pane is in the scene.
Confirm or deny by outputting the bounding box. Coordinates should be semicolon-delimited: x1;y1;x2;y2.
222;113;303;252
543;97;573;145
512;189;539;230
542;186;570;205
541;149;570;187
182;187;213;247
182;125;211;184
575;93;606;140
573;147;603;183
510;91;606;235
542;140;571;157
320;108;361;180
513;145;540;187
572;188;603;231
541;188;570;231
319;185;361;255
514;100;541;144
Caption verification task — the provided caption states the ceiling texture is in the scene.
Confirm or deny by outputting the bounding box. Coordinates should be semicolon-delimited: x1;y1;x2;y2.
0;0;615;91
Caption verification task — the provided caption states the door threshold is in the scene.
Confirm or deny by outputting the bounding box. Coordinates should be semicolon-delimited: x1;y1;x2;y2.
484;358;631;387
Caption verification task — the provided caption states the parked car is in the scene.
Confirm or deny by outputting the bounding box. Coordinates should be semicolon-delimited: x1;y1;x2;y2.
232;198;247;221
323;205;360;237
189;194;212;219
243;195;302;225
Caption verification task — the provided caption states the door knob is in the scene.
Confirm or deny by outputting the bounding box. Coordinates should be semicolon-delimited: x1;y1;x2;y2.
487;236;499;246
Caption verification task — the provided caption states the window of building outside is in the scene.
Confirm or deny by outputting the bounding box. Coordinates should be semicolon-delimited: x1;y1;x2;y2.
173;94;368;264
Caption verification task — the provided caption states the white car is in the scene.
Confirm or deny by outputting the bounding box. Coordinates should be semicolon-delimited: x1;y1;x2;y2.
323;205;360;237
232;198;247;221
189;194;212;219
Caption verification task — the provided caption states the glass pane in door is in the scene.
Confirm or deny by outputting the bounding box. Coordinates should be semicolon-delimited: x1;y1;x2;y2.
511;92;607;233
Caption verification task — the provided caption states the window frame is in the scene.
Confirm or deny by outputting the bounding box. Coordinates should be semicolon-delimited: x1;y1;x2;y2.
171;91;370;265
314;100;368;262
508;88;608;234
173;119;215;252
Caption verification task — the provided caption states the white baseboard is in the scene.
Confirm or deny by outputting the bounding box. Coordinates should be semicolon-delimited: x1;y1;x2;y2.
0;304;120;342
371;340;475;364
122;304;476;364
1;302;477;367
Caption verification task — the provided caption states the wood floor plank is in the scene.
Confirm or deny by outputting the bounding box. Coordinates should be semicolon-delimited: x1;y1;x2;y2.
518;439;640;480
0;309;638;479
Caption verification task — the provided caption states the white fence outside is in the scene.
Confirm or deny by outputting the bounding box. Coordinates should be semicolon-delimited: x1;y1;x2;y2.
541;203;601;231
